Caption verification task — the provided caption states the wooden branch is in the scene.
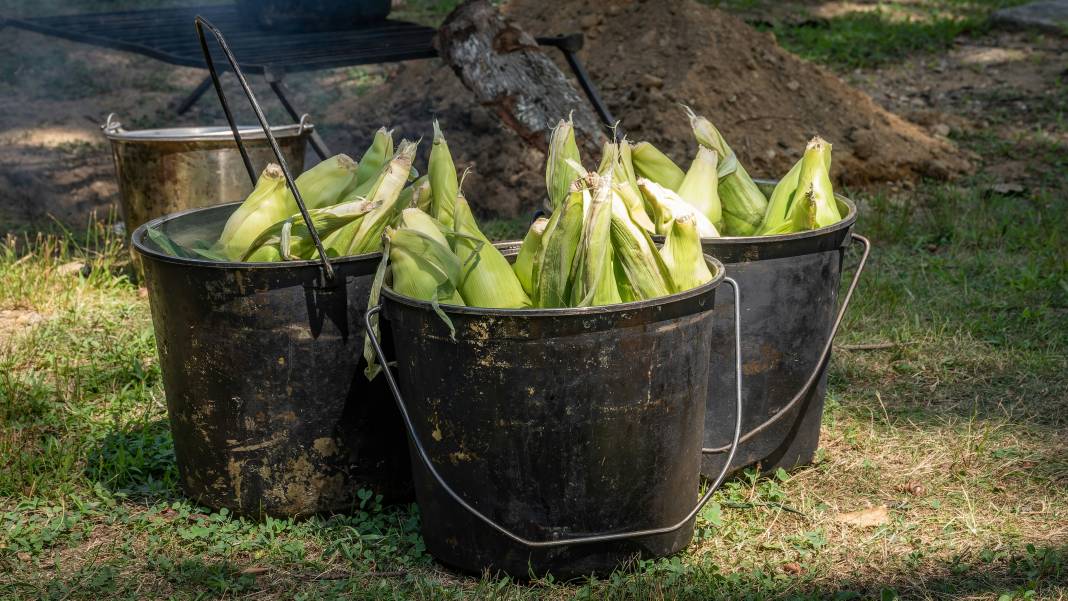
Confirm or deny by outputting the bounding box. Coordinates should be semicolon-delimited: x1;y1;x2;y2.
434;0;607;151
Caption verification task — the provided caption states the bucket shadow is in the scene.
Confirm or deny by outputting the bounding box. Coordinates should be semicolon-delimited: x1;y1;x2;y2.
84;417;183;502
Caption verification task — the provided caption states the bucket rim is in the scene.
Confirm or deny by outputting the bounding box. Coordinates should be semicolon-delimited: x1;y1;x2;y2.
699;181;857;245
381;254;726;318
103;122;312;143
131;201;382;270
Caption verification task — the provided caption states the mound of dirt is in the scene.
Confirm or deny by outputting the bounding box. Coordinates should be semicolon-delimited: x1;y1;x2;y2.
338;0;972;217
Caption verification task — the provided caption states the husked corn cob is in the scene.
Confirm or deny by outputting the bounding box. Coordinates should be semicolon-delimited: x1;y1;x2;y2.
292;153;359;210
660;214;714;293
677;146;724;230
545;116;583;213
429;120;459;228
450;194;531;308
638;178;720;238
610;186;673;301
569;174;616;306
684;106;767;236
533;186;585;308
631;141;685;190
217;163;295;260
513;217;549;297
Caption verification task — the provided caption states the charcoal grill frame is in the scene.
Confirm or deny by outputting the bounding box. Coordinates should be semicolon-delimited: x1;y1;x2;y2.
1;5;615;158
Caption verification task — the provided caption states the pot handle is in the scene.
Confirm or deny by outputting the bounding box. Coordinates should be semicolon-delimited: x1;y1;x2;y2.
363;276;744;549
192;16;336;283
702;233;871;455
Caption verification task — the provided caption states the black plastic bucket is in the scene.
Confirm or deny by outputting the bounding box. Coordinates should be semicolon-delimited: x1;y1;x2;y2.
699;190;870;478
132;203;411;518
365;255;744;579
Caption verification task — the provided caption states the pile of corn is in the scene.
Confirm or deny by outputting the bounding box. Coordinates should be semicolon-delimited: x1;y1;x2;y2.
212;127;421;262
559;106;843;239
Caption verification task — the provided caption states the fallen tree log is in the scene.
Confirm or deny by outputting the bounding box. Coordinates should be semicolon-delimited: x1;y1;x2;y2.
434;0;607;152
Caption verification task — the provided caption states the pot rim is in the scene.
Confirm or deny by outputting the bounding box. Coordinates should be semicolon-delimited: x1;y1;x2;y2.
103;120;313;143
131;201;382;271
381;254;726;318
699;180;857;245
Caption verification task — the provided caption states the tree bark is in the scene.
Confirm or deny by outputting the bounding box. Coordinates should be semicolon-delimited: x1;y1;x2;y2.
434;0;607;152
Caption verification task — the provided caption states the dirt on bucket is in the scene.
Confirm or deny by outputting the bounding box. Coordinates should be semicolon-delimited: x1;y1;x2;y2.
336;0;972;218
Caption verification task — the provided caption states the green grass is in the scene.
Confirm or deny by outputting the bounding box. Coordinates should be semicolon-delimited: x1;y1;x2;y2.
2;0;1068;598
2;129;1066;597
705;0;1034;70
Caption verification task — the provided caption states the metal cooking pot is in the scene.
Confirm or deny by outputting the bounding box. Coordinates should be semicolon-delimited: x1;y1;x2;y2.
102;114;313;240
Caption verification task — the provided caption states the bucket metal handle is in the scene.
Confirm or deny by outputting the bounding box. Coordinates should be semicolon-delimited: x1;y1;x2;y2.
364;276;744;549
702;233;871;455
192;16;336;282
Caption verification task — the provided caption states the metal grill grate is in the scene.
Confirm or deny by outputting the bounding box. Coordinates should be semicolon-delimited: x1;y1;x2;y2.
5;5;440;73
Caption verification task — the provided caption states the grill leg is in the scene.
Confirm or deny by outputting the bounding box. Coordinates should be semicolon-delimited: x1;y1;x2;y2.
176;75;215;115
265;69;330;160
560;49;616;134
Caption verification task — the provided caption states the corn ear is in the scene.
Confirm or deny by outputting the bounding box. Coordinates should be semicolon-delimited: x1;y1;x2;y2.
568;174;617;306
660;214;714;293
293;153;359;209
385;226;465;305
533;186;585;308
429;120;459;228
787;137;840;231
324;140;417;256
631;141;685;190
450;195;531;308
757;157;803;235
599;141;656;233
243;198;379;261
677;146;724;229
217;163;295;260
513;217;549;297
352;127;394;193
610;186;673;301
683;106;767;235
410;176;432;212
638;178;720;238
545;116;583;213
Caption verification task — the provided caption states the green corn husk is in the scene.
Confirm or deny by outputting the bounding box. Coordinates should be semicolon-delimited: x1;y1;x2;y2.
295;153;359;209
601;142;656;233
409;176;432;212
545;116;583;213
450;195;531;308
568;174;617;306
513;217;549;297
787;137;841;232
660;214;714;293
610;186;673;301
361;208;456;380
242;198;379;262
631;141;685;190
217;163;295;260
677;146;724;230
385;226;466;306
683;106;767;236
323;139;418;257
396;175;428;210
757;158;804;235
533;186;585;308
353;127;394;190
429;120;459;228
638;178;720;238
